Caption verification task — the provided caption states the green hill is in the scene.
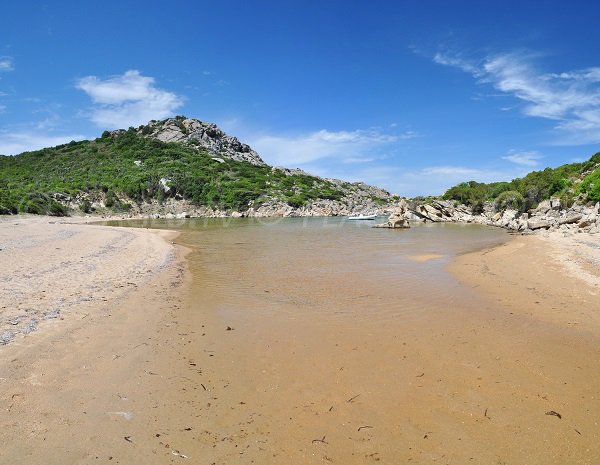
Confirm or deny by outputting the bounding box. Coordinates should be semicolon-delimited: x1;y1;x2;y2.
442;153;600;213
0;118;392;216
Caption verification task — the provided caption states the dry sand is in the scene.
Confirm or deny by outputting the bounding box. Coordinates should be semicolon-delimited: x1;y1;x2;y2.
1;217;599;464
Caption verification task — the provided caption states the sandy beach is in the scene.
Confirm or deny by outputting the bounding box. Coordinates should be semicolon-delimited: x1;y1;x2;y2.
0;216;189;463
1;217;599;464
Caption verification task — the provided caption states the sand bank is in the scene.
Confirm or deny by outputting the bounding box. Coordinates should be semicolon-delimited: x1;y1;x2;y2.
0;216;176;344
0;216;190;463
448;231;600;329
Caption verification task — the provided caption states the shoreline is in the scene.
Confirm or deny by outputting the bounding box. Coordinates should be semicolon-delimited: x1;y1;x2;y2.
447;230;600;329
0;216;195;463
0;215;179;345
1;215;599;463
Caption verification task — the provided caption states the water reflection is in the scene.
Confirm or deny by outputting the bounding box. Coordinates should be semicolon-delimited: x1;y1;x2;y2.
98;217;509;324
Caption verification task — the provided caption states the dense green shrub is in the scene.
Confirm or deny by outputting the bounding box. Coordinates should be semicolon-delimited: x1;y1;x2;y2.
495;190;524;212
104;190;117;208
0;130;349;215
443;153;600;210
286;195;307;208
80;200;92;213
579;167;600;202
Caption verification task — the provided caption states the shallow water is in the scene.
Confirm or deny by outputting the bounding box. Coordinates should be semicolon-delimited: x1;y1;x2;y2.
106;217;509;324
97;217;600;464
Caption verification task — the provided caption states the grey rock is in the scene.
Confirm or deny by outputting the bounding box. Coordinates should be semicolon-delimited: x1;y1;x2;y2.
159;178;172;194
136;118;266;166
527;218;552;230
52;192;71;202
535;200;552;214
374;199;411;228
558;214;583;225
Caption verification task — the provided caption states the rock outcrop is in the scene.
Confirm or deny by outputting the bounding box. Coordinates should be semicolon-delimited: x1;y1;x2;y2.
385;198;600;236
374;199;411;228
130;117;266;165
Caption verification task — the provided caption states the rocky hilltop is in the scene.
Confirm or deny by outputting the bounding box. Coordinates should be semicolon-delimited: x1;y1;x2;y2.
1;116;395;217
115;116;266;166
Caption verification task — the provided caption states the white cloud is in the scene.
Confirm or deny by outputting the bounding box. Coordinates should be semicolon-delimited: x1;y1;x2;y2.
398;165;530;196
249;128;402;166
76;70;184;128
433;52;481;76
433;50;600;144
0;131;87;155
502;149;543;167
320;163;526;198
0;56;14;72
421;166;484;176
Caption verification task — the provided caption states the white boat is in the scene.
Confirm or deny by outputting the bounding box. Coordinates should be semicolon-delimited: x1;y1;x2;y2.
348;214;377;220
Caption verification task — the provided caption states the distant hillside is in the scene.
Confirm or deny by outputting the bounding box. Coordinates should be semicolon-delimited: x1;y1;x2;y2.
0;116;394;216
442;153;600;213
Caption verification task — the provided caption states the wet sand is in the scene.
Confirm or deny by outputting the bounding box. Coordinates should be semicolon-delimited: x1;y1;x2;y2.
1;218;599;464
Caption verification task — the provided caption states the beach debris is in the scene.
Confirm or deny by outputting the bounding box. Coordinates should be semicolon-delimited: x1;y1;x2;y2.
226;326;234;331
574;428;582;435
124;436;133;443
171;450;189;459
416;372;425;377
0;331;15;344
347;394;361;403
328;406;334;412
107;411;133;420
358;425;373;432
43;309;60;320
545;410;562;419
22;320;38;334
484;408;491;419
312;436;328;445
201;383;207;391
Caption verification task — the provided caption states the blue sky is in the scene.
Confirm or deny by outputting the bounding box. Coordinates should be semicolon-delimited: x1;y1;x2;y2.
1;1;600;196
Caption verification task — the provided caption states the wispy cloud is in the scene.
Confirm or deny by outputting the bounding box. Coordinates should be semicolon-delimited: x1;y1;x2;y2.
317;162;527;197
408;164;528;196
76;70;184;128
421;165;485;177
248;128;411;167
0;131;87;155
433;50;600;144
433;52;481;76
0;56;14;72
502;149;543;167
